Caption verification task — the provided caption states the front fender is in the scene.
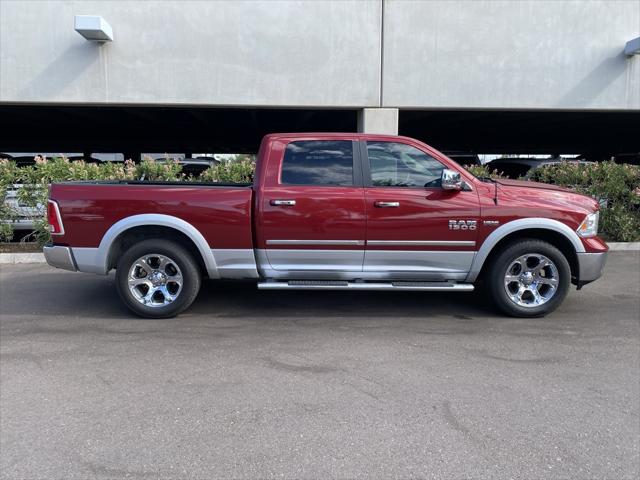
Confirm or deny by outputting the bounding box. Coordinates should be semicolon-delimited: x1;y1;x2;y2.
466;218;585;283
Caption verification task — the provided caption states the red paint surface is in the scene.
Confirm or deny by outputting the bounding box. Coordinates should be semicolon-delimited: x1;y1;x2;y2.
256;186;366;249
50;184;253;248
50;133;608;256
364;187;479;250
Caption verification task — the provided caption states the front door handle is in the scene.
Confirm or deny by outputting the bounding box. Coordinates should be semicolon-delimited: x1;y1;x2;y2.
374;201;400;208
271;199;296;206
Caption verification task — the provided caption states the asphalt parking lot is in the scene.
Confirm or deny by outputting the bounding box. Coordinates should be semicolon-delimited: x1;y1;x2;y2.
1;252;639;479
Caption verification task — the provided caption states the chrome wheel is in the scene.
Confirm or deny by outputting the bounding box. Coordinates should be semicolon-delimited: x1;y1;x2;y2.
127;254;183;307
503;253;559;308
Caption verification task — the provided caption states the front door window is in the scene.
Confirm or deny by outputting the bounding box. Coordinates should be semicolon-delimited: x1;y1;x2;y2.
367;141;445;188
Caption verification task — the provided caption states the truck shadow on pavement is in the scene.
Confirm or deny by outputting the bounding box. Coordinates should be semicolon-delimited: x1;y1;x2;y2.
190;279;496;320
1;268;496;321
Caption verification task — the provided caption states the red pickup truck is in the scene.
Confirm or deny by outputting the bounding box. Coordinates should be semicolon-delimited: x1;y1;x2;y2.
44;133;608;318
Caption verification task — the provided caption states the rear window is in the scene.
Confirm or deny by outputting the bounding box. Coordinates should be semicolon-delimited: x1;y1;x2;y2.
281;140;354;186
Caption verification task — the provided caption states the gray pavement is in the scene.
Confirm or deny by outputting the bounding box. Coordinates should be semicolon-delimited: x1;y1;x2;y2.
1;252;639;479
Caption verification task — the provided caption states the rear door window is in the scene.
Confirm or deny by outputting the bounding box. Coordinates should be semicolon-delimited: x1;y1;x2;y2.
281;140;354;186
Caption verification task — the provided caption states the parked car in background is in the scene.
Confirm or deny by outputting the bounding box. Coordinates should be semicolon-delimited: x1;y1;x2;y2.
89;152;126;163
1;152;222;235
486;157;595;179
611;153;639;166
485;157;553;179
442;151;482;168
44;133;607;319
142;153;220;177
575;152;640;166
1;152;84;233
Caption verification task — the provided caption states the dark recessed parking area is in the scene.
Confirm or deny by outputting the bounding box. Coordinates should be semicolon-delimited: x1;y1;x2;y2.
0;105;358;156
400;110;640;155
0;105;638;157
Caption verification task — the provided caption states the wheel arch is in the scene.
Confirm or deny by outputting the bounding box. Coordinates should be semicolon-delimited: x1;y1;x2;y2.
97;214;219;278
467;218;584;283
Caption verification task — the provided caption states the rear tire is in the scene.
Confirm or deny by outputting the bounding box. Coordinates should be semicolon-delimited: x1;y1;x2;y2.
115;239;201;318
486;239;571;318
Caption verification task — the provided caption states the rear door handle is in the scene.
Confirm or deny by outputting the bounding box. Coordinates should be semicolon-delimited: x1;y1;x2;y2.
271;199;296;206
374;201;400;208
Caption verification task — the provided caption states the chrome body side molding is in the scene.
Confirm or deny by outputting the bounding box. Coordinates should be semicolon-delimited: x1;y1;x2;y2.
266;239;365;246
367;240;475;247
466;218;586;283
267;239;472;247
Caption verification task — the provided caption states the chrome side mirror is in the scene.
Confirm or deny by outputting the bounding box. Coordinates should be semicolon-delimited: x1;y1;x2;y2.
441;168;463;190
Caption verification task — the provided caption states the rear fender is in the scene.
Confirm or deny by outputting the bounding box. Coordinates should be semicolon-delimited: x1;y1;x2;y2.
73;214;219;278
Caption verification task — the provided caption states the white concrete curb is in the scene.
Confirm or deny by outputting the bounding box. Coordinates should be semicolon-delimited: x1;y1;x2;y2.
0;252;45;264
607;242;640;251
0;242;638;265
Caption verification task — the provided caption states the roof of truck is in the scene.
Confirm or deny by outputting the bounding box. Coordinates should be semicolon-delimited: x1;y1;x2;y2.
264;132;415;142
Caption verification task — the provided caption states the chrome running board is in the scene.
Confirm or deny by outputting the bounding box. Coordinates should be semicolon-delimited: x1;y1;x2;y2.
257;280;474;292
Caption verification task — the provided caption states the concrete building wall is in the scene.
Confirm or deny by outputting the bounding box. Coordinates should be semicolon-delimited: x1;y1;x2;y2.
0;0;382;107
1;0;639;110
383;0;640;109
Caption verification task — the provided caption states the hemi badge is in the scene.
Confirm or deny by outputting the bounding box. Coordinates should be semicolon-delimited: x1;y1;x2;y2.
483;220;500;226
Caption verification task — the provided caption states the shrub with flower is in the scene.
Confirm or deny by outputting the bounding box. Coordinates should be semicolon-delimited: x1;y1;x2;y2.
528;161;640;241
199;158;255;184
1;155;638;244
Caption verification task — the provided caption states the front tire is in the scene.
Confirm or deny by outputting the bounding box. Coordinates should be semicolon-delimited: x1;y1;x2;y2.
486;239;571;317
115;239;202;318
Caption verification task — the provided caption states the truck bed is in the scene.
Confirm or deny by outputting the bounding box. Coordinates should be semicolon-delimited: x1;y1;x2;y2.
50;182;254;250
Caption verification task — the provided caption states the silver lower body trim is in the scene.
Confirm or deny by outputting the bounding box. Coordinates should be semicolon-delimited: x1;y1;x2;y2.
260;249;365;272
257;248;473;281
364;250;474;274
43;245;77;272
211;249;259;279
72;247;107;274
577;252;607;283
258;281;474;292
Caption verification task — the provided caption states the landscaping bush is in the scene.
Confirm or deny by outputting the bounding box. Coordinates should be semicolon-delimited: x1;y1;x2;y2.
0;159;20;241
1;156;638;245
528;161;640;241
0;155;258;245
199;158;255;183
463;164;506;180
4;156;142;244
136;156;184;181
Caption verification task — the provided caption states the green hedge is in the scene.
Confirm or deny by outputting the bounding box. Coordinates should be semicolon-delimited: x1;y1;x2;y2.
1;157;639;244
0;156;255;243
463;161;640;241
527;161;640;242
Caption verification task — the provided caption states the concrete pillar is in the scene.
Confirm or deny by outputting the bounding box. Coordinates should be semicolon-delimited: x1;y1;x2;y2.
357;108;399;135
